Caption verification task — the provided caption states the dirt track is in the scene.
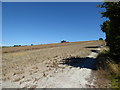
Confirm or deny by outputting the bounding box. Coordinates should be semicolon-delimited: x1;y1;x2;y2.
2;40;105;88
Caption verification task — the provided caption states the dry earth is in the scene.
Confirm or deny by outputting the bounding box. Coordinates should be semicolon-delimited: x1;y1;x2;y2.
2;40;105;88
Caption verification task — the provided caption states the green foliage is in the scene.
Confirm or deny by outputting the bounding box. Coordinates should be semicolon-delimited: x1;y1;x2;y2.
14;45;21;47
111;76;120;88
99;2;120;63
61;40;67;43
99;38;103;40
101;20;110;46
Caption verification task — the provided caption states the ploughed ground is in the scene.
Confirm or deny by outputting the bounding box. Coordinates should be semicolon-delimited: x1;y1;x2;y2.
2;40;106;88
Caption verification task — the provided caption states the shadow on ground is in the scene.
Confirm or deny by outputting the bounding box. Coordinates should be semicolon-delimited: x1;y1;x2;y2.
91;50;99;53
60;57;97;70
85;46;100;48
59;47;102;70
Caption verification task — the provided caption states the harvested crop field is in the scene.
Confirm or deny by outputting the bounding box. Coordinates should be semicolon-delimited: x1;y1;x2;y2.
2;40;105;88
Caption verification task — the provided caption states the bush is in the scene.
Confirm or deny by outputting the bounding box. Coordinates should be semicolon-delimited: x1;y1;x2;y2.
14;45;21;47
61;40;67;43
99;38;103;40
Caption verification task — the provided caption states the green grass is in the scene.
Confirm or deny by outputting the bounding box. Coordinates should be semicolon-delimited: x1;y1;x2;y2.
111;75;120;88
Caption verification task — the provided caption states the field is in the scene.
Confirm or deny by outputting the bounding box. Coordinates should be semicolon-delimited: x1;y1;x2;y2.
2;41;96;53
2;40;106;88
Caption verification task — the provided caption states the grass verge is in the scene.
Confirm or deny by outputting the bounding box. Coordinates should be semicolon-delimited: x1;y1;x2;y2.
96;47;120;88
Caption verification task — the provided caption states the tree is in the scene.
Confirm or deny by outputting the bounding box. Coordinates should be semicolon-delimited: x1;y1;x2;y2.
31;44;33;46
99;38;103;40
99;2;120;62
61;40;67;43
100;20;110;46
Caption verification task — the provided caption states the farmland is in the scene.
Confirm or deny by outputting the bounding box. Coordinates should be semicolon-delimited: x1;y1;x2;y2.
2;40;106;88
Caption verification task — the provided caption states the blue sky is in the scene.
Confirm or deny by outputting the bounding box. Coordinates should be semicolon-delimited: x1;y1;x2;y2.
0;2;1;46
2;2;106;46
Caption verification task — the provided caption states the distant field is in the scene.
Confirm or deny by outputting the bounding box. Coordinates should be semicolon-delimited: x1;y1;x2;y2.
2;40;103;53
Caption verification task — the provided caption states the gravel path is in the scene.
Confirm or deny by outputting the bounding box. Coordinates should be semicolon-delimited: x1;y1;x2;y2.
35;47;102;88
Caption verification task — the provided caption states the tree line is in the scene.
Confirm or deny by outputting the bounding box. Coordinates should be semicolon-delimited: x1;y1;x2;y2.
99;2;120;63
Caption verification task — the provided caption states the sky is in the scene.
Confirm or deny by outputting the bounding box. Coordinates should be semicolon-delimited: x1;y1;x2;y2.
0;2;2;46
2;2;106;46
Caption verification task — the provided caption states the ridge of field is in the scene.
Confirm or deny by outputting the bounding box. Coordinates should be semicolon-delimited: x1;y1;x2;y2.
2;40;103;53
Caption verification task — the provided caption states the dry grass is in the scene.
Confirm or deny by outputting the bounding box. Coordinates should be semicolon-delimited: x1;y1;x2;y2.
108;61;120;75
95;47;120;88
